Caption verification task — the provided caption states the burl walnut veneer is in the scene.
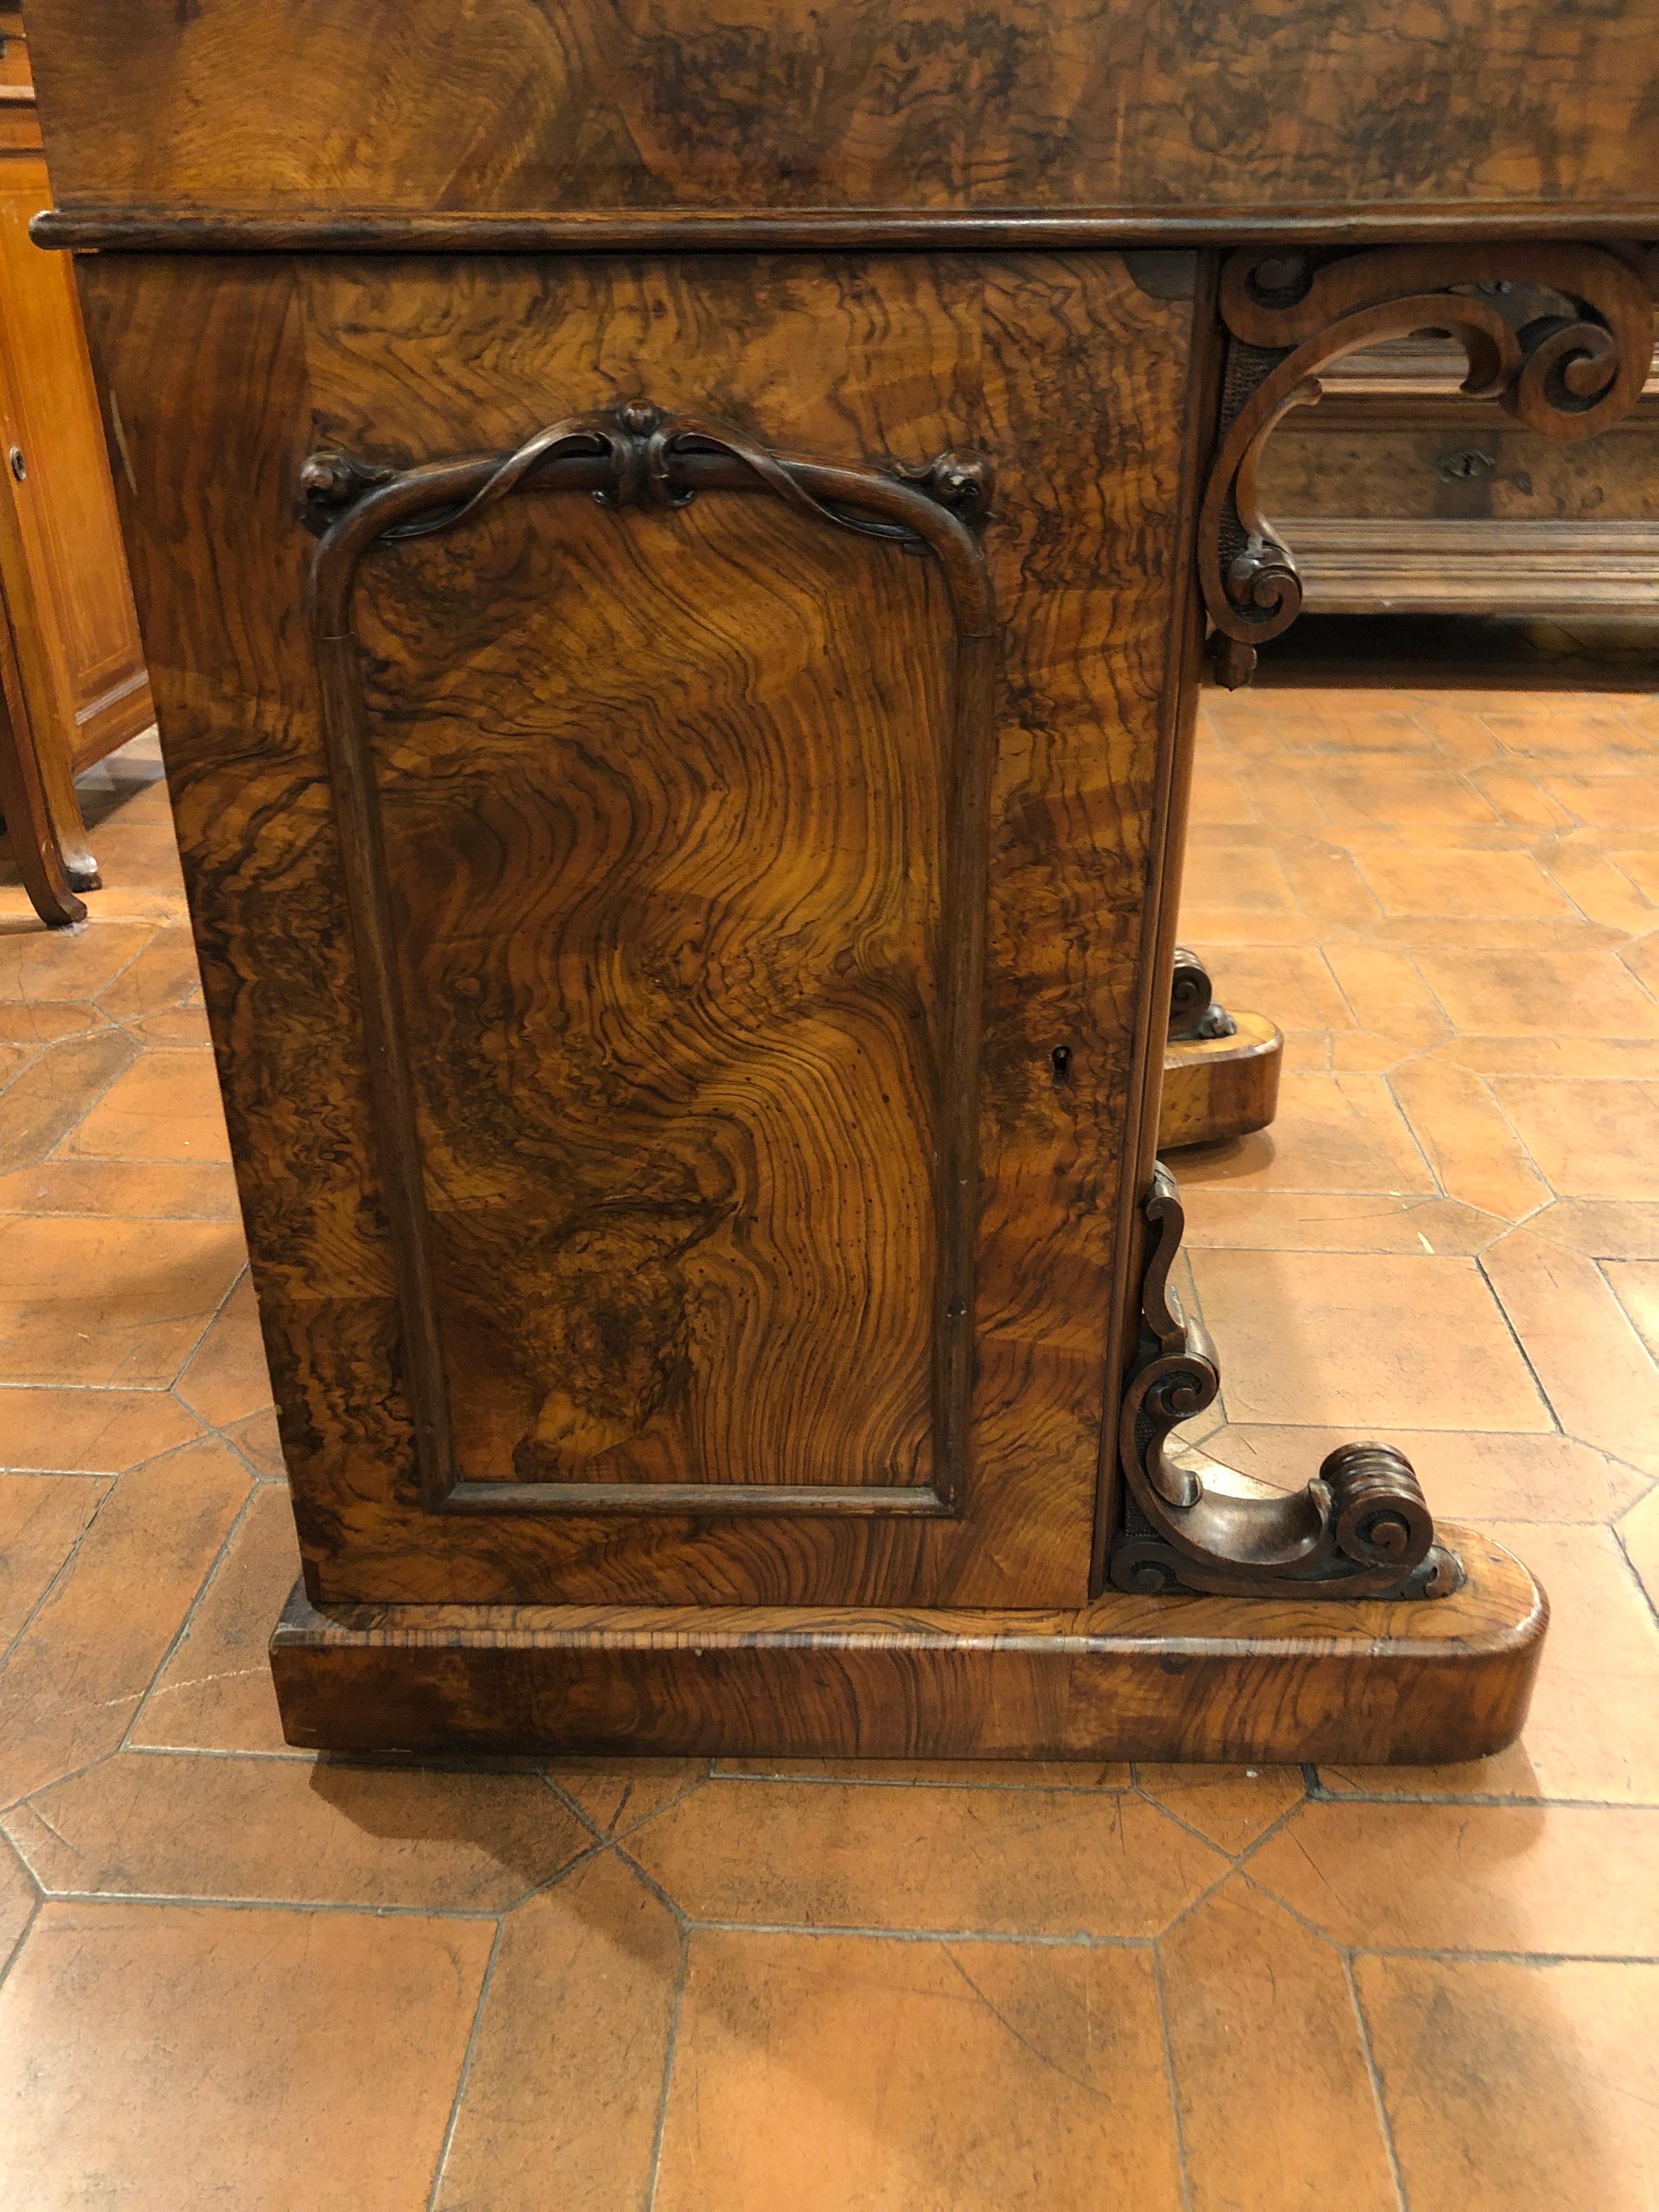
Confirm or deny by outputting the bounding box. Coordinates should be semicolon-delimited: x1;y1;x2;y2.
26;0;1658;1762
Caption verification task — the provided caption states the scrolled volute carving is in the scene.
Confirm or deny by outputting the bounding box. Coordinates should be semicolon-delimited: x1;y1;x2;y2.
1109;1166;1463;1599
299;449;395;527
1169;947;1237;1043
1199;242;1655;685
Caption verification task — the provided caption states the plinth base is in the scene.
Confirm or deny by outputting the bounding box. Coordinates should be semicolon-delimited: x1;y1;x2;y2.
272;1526;1543;1765
1159;1009;1284;1150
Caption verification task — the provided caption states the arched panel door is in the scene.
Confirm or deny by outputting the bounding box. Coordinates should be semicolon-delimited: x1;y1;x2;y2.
303;402;996;1544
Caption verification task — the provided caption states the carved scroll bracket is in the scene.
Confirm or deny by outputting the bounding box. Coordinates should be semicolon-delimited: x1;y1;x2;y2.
1198;242;1656;685
1109;1165;1463;1599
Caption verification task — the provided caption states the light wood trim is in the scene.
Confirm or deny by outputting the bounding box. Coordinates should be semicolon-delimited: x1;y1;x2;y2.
1288;515;1659;614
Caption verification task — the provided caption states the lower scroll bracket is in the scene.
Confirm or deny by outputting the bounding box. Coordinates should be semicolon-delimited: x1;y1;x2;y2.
1108;1165;1463;1600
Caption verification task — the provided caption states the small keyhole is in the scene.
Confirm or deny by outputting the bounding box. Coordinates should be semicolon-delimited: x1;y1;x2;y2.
1051;1045;1072;1082
8;447;24;484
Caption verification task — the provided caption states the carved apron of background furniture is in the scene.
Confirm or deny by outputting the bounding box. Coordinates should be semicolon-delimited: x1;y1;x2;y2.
26;0;1656;1764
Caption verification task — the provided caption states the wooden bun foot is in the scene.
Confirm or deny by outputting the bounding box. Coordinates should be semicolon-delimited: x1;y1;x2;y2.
1160;1008;1284;1150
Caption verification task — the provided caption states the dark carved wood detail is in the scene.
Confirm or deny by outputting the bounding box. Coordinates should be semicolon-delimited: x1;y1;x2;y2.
1109;1165;1464;1599
36;209;1659;258
1198;242;1656;684
302;400;997;1520
1169;946;1236;1043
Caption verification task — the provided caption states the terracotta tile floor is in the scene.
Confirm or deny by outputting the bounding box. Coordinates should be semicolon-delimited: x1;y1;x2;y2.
3;692;1659;2208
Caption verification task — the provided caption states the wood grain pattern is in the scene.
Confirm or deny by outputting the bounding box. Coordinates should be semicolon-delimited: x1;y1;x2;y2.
1159;1012;1283;1151
26;0;1659;223
303;408;994;1513
76;247;1203;1611
269;1523;1547;1764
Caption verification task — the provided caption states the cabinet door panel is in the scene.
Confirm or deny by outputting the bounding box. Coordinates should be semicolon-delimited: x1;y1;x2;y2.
358;484;953;1499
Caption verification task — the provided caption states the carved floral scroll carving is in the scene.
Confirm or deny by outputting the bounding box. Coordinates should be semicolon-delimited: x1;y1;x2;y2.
1198;242;1656;685
1109;1166;1463;1599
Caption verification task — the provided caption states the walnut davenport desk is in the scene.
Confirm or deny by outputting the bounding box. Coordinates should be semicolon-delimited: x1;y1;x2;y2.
27;1;1658;1763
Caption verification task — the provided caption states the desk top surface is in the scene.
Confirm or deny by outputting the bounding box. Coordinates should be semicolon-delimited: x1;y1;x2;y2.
26;0;1659;248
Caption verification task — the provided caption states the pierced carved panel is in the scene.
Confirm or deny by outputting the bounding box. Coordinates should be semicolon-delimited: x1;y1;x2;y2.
1198;242;1656;684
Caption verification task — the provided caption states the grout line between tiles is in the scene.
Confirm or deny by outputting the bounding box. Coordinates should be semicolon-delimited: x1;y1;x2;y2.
613;1844;693;1933
661;1915;1159;1948
703;1768;1132;1796
426;1914;505;2212
1131;1782;1260;1863
1593;1249;1659;1386
0;1892;42;1997
1281;1781;1659;1810
1149;1941;1197;2212
33;1026;147;1161
28;1887;509;1921
163;1260;252;1402
1356;1943;1659;1966
498;1839;611;1916
3;1749;121;1821
1475;1248;1569;1437
122;1476;261;1752
1612;1523;1659;1634
0;1468;126;1677
1153;1859;1255;1950
0;1205;238;1221
595;1770;715;1847
644;1920;691;2212
1344;1949;1412;2212
541;1771;615;1844
1380;1069;1452;1204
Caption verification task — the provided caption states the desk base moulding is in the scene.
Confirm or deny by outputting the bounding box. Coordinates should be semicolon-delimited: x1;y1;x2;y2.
272;1526;1543;1765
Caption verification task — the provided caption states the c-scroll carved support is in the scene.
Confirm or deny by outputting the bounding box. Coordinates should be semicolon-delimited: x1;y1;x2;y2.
1198;242;1655;686
1109;1165;1463;1599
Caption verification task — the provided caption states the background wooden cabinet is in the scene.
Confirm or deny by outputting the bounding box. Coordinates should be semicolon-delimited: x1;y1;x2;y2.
1257;321;1659;620
0;9;150;922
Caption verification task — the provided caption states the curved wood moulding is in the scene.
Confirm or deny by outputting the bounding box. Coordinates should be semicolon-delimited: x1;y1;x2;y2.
1198;241;1658;684
302;400;997;1521
1109;1166;1463;1600
30;206;1659;256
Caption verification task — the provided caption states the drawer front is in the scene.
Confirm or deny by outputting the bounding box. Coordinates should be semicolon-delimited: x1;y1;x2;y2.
81;247;1203;1608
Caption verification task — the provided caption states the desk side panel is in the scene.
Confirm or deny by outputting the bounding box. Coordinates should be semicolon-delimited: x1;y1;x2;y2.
74;249;1198;1607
